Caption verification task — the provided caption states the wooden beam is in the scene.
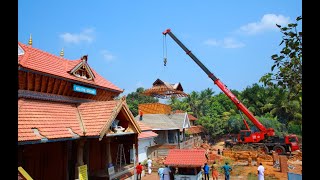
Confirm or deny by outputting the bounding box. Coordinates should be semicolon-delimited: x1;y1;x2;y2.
27;72;35;91
18;71;27;90
78;91;85;99
52;79;61;94
40;75;48;93
67;89;76;97
83;94;90;99
46;77;55;93
62;82;71;96
98;90;106;101
34;74;42;92
58;80;67;95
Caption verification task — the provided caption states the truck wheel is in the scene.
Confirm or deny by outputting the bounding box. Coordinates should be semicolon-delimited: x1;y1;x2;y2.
273;145;285;155
259;146;269;154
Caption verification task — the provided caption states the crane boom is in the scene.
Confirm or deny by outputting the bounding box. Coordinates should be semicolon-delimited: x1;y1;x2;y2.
163;28;275;136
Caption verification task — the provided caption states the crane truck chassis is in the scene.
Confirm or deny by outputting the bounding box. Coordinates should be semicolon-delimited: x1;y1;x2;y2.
162;28;300;155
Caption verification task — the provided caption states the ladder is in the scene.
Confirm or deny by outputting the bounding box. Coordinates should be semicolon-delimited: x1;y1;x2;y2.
116;144;126;168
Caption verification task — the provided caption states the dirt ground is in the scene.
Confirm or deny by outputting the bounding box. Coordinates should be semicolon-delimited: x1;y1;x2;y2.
206;141;302;180
145;140;302;180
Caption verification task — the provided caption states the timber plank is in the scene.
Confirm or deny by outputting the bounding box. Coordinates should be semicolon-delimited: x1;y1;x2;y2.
34;74;42;92
58;80;67;95
27;72;35;91
46;77;55;93
62;82;71;96
52;79;61;94
18;71;27;90
40;76;48;93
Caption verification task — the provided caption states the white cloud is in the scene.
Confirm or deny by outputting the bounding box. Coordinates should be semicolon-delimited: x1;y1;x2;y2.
239;14;291;35
222;38;245;48
60;28;95;44
100;50;115;62
204;38;245;49
204;39;219;46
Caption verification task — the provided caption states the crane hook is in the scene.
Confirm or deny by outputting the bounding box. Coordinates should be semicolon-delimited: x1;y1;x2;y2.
163;57;167;66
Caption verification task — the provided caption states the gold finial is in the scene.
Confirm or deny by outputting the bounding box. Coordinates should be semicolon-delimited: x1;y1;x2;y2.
28;34;32;46
60;48;64;57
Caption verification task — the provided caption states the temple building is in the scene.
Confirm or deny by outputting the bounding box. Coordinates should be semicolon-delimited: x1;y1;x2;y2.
18;38;141;180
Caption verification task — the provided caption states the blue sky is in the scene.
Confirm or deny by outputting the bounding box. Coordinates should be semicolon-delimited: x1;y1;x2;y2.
18;0;302;98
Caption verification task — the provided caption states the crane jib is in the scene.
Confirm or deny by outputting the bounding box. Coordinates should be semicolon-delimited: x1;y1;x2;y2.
164;28;267;133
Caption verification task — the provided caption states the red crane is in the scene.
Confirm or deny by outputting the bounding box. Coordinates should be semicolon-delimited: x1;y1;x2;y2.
163;28;300;154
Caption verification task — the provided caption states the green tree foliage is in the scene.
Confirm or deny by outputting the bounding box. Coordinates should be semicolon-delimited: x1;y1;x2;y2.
125;87;158;117
287;121;302;135
197;115;226;138
227;115;245;134
185;91;201;118
168;96;190;112
241;83;271;116
196;86;300;136
131;80;302;138
248;116;286;136
241;84;301;127
269;88;302;125
260;16;302;101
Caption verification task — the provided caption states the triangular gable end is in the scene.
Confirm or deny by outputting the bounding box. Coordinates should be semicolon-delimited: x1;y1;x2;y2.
183;112;191;129
69;55;95;81
173;83;184;91
99;97;141;140
152;79;165;86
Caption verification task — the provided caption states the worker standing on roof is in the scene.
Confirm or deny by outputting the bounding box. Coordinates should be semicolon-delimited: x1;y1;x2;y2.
139;110;143;120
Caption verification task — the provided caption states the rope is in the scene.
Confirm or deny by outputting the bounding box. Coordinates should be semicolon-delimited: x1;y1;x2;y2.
163;34;167;66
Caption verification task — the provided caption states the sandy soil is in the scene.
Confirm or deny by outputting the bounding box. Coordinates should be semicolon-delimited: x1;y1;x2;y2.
210;140;302;180
145;140;302;180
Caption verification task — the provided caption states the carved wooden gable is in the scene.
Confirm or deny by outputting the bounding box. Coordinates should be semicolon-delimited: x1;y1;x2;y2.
70;55;95;80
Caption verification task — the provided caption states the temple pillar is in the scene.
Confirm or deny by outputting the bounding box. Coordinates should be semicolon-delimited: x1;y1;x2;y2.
106;138;112;167
74;139;85;179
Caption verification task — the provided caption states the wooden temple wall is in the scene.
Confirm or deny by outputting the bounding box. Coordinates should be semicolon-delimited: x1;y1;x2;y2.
18;70;118;101
18;142;68;180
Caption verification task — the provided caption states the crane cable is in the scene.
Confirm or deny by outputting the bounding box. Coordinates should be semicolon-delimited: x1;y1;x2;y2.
163;34;167;66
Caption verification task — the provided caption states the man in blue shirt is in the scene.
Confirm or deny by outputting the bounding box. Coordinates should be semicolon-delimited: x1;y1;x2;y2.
203;162;210;180
221;162;232;180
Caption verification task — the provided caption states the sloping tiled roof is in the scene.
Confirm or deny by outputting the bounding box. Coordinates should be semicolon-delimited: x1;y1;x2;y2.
170;113;191;131
18;98;141;142
186;125;205;134
173;110;198;121
136;121;158;139
18;42;123;92
77;100;118;136
136;120;153;131
18;98;82;142
138;131;158;139
164;149;207;167
188;114;198;121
